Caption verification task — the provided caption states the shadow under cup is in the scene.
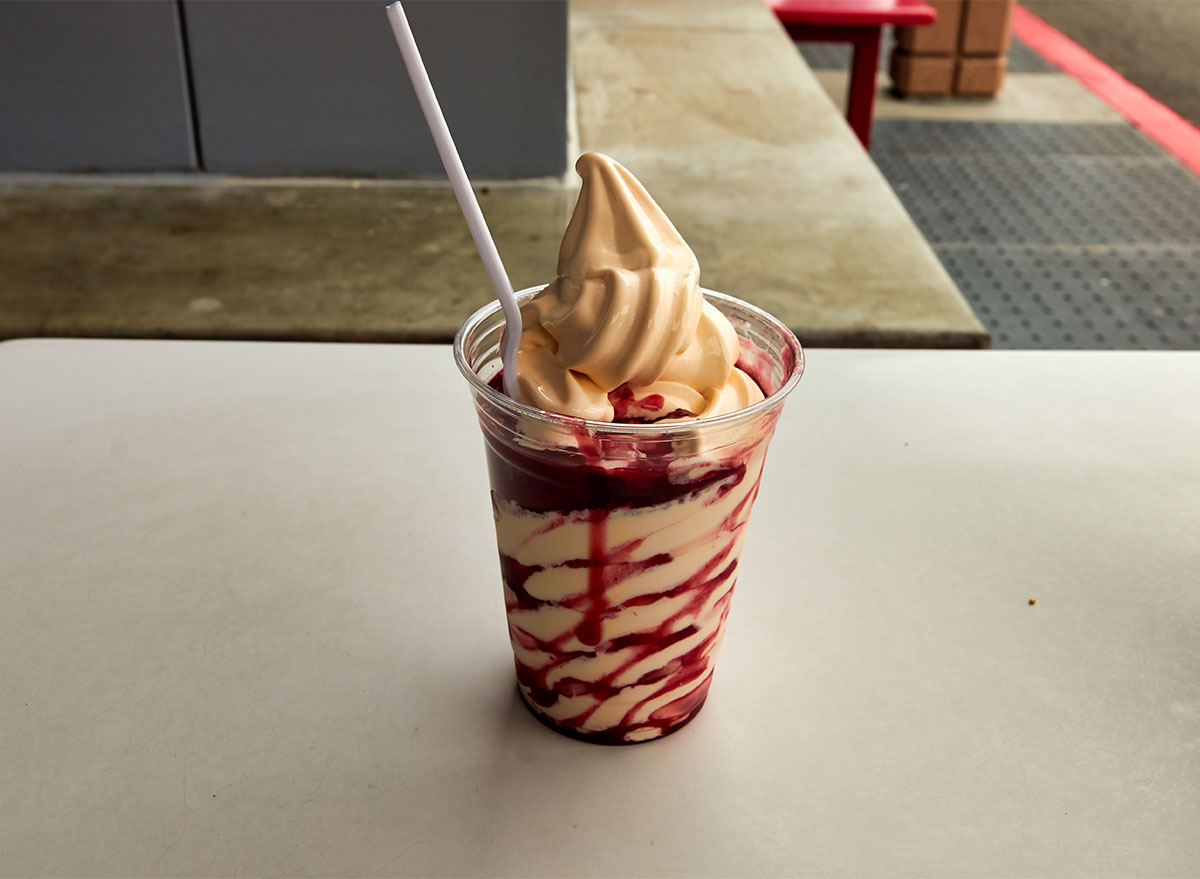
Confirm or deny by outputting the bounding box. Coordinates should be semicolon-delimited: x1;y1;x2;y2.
454;288;804;744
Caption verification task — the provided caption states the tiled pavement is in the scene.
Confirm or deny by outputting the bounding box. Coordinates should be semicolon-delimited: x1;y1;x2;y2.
799;34;1200;350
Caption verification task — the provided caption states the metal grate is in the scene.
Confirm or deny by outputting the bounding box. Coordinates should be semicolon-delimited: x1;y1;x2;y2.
1006;37;1061;74
872;120;1200;349
798;34;1057;74
941;244;1200;349
874;153;1200;246
797;28;898;70
797;41;856;71
871;118;1163;157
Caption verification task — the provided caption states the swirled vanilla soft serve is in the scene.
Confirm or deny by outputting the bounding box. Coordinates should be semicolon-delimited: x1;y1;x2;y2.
514;153;763;423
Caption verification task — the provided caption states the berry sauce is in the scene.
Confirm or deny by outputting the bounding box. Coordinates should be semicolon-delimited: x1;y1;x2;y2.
481;367;771;743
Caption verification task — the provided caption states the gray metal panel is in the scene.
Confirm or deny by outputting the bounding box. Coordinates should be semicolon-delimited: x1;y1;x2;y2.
183;0;568;178
0;0;195;171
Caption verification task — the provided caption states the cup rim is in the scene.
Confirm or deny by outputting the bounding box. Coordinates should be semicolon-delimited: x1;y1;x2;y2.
453;285;805;435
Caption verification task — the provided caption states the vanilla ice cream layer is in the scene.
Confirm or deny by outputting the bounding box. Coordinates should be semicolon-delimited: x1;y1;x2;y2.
495;444;769;741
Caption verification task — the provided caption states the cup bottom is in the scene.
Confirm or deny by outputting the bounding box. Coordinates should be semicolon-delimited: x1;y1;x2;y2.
516;680;710;745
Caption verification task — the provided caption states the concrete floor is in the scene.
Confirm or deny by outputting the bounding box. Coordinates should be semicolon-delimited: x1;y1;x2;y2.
1022;0;1200;127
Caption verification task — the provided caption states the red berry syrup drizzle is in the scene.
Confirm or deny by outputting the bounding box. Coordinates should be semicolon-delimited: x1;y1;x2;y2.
501;464;765;743
491;436;769;743
482;364;776;743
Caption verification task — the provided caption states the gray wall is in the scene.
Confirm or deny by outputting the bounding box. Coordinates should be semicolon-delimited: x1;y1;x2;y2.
0;0;196;171
184;0;568;178
0;0;568;178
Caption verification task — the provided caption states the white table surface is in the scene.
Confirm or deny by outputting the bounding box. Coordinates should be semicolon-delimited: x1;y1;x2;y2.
2;339;1197;878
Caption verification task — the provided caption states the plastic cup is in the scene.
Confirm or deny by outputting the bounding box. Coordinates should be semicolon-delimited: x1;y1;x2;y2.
454;287;804;744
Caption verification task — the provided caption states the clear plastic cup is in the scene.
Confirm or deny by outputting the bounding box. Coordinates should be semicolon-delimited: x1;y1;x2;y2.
454;287;804;744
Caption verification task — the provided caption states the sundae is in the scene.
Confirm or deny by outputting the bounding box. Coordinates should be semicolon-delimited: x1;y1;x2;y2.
455;153;803;743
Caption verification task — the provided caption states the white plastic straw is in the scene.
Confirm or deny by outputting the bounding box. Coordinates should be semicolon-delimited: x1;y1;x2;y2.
385;1;521;399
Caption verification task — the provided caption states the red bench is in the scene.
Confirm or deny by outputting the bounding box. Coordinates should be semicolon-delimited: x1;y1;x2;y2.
769;0;937;149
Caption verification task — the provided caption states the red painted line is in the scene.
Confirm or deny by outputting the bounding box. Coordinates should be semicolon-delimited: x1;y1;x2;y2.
1012;3;1200;178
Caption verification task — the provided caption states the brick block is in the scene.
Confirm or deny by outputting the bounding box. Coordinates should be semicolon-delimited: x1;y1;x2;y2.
890;49;956;97
895;0;963;54
955;55;1008;96
960;0;1014;55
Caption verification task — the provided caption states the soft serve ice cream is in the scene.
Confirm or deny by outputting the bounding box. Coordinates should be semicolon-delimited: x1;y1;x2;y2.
462;153;802;743
513;153;763;424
